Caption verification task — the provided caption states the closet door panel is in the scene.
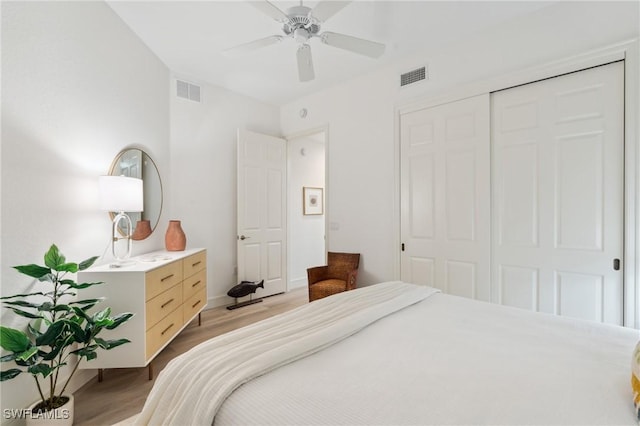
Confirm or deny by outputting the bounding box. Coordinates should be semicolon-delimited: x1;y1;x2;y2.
492;62;624;324
401;94;491;301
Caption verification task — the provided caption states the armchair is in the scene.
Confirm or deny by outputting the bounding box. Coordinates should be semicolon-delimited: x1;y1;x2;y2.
307;252;361;302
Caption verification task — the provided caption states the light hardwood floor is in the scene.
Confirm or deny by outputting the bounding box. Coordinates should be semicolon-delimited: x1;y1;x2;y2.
74;289;308;426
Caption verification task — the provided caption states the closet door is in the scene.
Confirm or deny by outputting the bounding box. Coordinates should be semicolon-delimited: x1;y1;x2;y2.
400;94;491;301
491;62;624;324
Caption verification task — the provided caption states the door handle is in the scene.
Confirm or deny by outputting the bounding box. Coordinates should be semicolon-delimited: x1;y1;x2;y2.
239;235;250;241
613;258;621;271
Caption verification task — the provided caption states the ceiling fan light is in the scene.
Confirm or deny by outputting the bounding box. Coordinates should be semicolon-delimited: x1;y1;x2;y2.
294;28;310;43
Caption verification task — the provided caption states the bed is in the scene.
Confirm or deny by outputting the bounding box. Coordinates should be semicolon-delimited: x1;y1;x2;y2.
133;281;639;425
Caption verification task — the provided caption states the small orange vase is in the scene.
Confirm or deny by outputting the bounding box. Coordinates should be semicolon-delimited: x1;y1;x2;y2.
165;220;186;251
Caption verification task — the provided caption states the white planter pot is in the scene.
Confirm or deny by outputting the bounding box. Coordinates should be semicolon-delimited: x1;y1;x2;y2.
25;395;74;426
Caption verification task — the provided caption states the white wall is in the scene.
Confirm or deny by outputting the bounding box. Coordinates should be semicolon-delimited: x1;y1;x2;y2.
1;1;170;417
169;78;280;308
288;133;326;290
280;1;640;286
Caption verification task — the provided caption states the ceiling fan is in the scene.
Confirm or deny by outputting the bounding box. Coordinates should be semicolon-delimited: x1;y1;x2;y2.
224;0;386;82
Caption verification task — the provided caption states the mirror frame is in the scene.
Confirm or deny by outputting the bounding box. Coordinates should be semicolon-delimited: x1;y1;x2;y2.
108;148;163;240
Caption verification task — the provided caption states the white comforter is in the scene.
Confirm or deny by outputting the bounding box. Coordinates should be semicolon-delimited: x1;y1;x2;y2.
135;281;437;425
217;287;640;425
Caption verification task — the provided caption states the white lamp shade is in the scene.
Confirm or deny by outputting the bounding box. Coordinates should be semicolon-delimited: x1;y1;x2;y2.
99;176;143;212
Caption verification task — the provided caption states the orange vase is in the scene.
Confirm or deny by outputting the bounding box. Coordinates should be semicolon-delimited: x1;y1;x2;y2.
165;220;186;251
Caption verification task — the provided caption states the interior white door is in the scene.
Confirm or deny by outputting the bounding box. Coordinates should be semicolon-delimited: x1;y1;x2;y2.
491;62;624;324
237;128;287;297
400;94;491;301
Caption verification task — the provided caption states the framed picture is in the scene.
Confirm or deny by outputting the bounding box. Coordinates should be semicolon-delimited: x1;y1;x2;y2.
303;187;323;215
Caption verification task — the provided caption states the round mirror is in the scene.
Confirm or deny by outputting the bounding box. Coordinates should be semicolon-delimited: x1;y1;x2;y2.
109;148;163;240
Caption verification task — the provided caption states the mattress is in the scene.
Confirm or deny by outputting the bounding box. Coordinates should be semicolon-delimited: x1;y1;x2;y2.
136;282;639;425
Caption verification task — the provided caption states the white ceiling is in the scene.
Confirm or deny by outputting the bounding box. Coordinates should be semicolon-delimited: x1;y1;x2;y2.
107;1;555;106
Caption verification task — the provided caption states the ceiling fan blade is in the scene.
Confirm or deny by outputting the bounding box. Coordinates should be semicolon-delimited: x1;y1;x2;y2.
310;1;351;23
223;35;283;55
297;44;315;82
247;1;289;22
320;31;385;58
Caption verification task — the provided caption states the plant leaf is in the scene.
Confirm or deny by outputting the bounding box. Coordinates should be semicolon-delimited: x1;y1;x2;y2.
95;338;130;350
56;263;78;273
79;256;98;271
35;321;66;346
92;307;112;324
106;313;134;330
66;281;103;290
0;326;31;352
66;320;86;344
40;344;64;361
0;292;46;300
28;321;43;339
38;302;54;312
37;273;55;283
3;300;41;309
51;304;72;313
72;345;98;360
70;298;104;306
0;369;22;381
16;346;38;362
28;363;53;378
44;244;65;270
13;264;51;279
0;353;18;362
9;308;42;320
72;307;93;324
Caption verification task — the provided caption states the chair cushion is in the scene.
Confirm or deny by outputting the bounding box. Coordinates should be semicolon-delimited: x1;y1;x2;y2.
309;279;347;301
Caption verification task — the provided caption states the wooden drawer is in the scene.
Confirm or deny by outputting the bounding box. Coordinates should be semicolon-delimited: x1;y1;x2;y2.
146;283;183;330
184;289;206;324
183;269;206;301
146;305;183;359
183;251;206;279
146;261;183;301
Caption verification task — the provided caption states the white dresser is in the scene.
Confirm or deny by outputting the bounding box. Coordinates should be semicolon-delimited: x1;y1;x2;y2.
78;248;207;377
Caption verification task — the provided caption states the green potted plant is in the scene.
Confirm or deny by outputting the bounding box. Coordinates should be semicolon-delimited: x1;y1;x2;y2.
0;244;132;424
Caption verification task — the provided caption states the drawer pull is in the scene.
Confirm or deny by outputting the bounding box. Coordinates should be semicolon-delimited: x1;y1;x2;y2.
191;280;201;288
161;298;175;309
161;323;175;336
192;300;201;308
192;261;202;267
161;274;175;282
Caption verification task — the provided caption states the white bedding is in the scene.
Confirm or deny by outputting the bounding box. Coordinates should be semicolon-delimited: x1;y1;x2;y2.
217;287;639;425
135;282;639;425
135;281;436;425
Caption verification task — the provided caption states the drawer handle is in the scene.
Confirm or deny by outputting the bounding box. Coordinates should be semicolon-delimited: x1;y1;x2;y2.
161;298;175;309
192;261;202;267
161;323;174;336
191;280;201;288
161;274;174;282
192;300;201;308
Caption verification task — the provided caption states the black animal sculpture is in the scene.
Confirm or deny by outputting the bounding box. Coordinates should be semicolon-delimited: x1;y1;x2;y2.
226;280;264;310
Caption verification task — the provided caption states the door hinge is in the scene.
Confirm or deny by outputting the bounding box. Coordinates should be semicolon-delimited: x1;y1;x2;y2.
401;243;405;252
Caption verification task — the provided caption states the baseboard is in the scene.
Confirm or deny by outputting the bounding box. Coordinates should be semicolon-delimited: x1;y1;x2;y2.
288;277;307;290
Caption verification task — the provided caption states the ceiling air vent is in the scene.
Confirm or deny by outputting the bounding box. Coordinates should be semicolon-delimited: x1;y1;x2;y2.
176;80;201;102
400;66;427;87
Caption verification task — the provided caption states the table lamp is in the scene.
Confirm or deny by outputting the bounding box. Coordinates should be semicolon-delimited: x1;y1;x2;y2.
99;176;143;264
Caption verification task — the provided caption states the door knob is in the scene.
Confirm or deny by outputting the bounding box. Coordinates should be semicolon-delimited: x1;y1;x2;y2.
239;235;250;241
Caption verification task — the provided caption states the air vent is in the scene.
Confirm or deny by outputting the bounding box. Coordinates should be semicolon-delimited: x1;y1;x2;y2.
176;80;201;102
400;66;427;87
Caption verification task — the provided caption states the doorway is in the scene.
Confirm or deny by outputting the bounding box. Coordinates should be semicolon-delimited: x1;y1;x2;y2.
287;130;327;291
